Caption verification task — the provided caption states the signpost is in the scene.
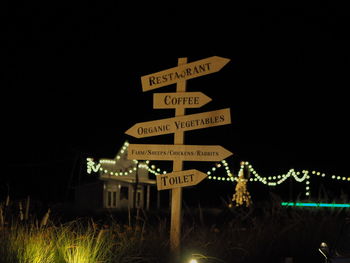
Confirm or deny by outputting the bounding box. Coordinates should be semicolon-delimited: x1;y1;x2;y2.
125;56;231;257
125;108;231;138
156;169;208;190
153;92;212;109
141;56;230;91
128;143;233;162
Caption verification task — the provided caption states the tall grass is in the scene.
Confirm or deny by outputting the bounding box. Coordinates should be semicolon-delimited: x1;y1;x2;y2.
0;195;349;263
0;221;123;263
55;221;112;263
0;223;56;263
0;216;168;263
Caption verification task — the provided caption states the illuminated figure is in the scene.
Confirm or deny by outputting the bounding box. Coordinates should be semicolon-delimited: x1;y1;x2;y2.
231;162;252;207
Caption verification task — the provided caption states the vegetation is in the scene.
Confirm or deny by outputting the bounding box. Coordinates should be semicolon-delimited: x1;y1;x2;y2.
0;194;349;263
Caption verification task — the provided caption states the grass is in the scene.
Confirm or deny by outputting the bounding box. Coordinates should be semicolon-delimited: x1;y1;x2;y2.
0;195;349;263
54;222;113;263
0;223;56;263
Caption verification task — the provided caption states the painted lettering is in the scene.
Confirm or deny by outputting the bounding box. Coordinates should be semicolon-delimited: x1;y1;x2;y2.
147;62;212;86
149;76;156;86
164;95;200;106
161;176;168;186
137;124;170;135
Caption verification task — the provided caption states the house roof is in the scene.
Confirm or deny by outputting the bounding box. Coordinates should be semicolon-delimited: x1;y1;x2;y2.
98;140;156;185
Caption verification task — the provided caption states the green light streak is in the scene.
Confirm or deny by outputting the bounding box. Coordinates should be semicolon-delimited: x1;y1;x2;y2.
281;202;350;208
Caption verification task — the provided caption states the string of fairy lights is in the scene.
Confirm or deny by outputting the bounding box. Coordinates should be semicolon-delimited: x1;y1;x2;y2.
86;141;350;197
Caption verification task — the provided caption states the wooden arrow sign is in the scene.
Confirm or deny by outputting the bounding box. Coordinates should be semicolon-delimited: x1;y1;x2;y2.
127;144;233;162
153;92;212;109
125;108;231;138
141;56;230;92
156;169;208;190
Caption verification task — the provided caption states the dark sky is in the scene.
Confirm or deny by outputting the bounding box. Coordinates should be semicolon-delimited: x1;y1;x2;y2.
2;1;349;202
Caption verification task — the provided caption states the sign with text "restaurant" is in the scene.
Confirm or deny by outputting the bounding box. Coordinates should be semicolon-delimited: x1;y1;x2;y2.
125;108;231;138
141;56;230;91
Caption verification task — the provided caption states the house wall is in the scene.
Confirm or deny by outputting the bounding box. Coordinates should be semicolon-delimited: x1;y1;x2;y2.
103;181;146;210
75;180;158;212
80;147;156;211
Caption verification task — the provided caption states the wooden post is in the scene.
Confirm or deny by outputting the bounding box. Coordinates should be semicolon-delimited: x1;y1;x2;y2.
170;57;187;255
146;185;150;210
157;190;160;209
133;164;139;210
126;55;231;260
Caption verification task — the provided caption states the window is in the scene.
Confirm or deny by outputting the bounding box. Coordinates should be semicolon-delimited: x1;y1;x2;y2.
107;192;112;207
136;191;141;207
107;191;118;208
120;186;129;200
112;192;117;207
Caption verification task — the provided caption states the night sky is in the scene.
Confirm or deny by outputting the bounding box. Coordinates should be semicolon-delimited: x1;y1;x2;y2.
2;1;349;204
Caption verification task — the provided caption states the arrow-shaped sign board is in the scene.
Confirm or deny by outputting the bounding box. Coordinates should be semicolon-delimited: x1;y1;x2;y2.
127;144;233;162
125;108;231;138
141;56;230;92
153;92;212;109
156;169;208;190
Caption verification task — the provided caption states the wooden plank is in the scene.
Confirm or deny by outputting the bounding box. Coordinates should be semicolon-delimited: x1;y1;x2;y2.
156;169;208;190
127;144;233;162
153;92;212;109
170;57;187;256
141;56;230;91
125;108;231;138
